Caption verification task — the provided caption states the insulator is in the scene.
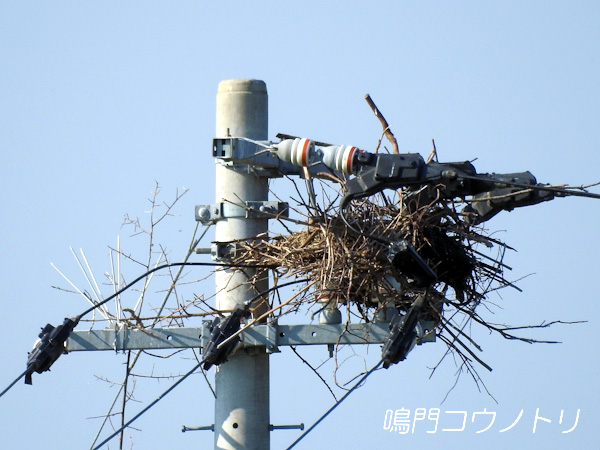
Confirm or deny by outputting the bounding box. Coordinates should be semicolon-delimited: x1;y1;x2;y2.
273;138;316;167
321;145;359;174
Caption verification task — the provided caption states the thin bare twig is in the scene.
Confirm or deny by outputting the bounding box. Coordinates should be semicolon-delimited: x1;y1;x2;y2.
365;94;399;154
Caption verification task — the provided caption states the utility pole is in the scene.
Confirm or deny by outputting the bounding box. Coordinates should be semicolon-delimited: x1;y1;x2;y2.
61;78;438;449
13;75;600;449
214;79;270;450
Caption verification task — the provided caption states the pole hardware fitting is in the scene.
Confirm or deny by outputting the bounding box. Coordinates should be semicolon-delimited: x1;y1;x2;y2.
213;137;272;162
270;423;305;431
212;138;285;176
200;320;212;354
181;424;215;433
25;317;79;385
210;242;237;261
195;201;289;225
213;137;327;177
66;321;436;352
264;322;280;354
181;423;303;432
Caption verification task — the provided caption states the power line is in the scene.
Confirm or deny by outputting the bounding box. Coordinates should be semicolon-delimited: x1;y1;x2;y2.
0;369;29;399
90;268;302;449
285;359;384;450
91;360;203;450
0;261;275;400
92;223;209;447
459;174;600;200
78;260;274;318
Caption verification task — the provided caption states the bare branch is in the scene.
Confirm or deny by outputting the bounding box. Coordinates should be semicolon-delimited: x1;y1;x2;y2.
365;94;399;154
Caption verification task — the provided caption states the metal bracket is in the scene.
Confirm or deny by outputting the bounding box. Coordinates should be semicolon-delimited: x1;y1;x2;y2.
213;138;272;163
264;321;280;354
66;321;436;352
181;423;304;432
201;320;212;354
195;201;289;225
212;137;295;177
210;242;237;261
212;137;330;177
269;424;304;431
182;425;214;433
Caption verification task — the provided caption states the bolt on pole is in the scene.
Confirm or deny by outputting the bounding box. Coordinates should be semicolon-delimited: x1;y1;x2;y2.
213;79;270;450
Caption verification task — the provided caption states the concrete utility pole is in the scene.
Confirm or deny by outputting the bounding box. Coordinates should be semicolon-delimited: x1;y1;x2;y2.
63;78;436;449
214;79;270;450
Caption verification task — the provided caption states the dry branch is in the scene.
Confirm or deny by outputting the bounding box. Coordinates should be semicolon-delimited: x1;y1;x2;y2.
365;94;399;154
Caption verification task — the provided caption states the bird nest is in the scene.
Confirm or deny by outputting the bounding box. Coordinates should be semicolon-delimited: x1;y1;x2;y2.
234;182;510;327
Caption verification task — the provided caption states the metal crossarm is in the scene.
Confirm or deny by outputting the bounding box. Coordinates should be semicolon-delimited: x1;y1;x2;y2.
66;321;436;352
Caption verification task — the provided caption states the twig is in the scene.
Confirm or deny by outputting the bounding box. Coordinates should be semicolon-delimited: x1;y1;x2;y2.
426;139;438;163
364;94;399;154
290;346;337;401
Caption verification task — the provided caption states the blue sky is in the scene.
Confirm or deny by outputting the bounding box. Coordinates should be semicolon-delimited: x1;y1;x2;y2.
1;2;599;449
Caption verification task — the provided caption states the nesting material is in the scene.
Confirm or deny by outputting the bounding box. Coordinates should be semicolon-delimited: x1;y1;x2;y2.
235;184;511;326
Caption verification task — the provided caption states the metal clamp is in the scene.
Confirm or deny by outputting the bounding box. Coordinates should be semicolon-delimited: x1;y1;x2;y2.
213;137;294;176
213;137;332;177
201;320;212;353
196;201;289;225
210;242;237;261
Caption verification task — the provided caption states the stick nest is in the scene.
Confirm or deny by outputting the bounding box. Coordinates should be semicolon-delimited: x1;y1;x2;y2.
235;185;509;325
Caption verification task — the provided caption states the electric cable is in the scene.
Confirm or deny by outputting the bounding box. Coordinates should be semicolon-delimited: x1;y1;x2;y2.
88;276;308;446
0;369;29;399
285;359;384;450
340;172;600;246
459;174;600;200
90;278;310;447
0;260;276;400
91;360;203;450
78;260;274;319
92;223;210;447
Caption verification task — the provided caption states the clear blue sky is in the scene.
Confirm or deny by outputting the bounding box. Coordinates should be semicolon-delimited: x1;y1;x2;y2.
1;2;599;449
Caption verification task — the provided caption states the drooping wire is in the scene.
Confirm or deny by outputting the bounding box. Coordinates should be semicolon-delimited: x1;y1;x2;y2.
87;276;309;447
0;369;29;399
285;359;384;450
0;260;276;401
91;360;203;450
78;261;274;319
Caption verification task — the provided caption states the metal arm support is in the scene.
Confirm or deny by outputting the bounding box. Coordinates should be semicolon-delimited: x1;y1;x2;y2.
212;137;336;179
65;321;436;353
213;137;329;177
340;152;550;209
212;136;558;225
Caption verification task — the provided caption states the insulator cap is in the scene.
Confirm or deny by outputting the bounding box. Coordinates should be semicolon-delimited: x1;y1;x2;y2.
321;145;358;174
274;138;316;167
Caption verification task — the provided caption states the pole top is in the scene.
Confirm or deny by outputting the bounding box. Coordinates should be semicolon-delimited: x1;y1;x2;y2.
218;79;267;94
215;79;268;140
